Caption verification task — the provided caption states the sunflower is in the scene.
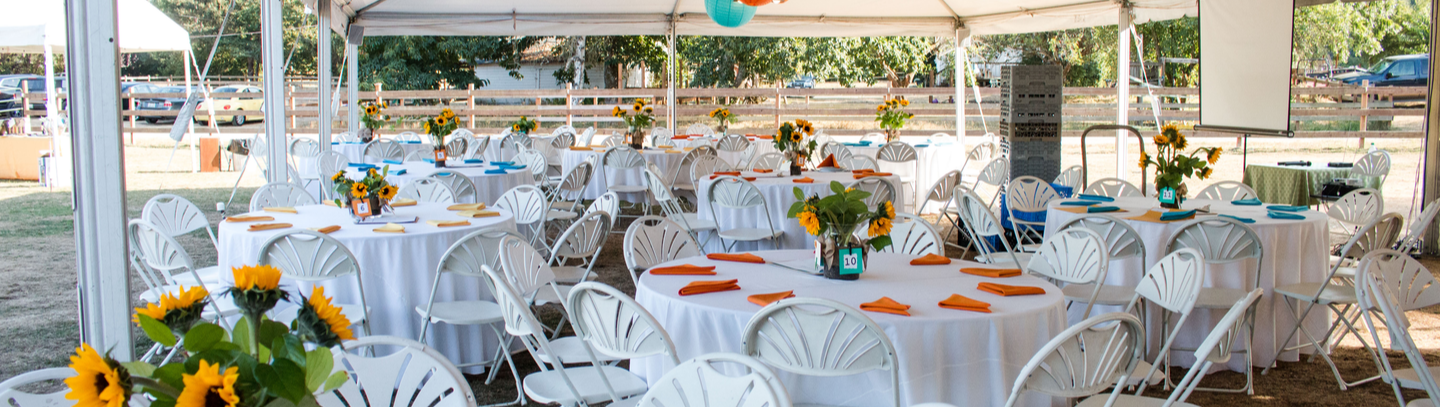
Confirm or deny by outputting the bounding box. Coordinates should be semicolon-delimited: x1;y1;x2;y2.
379;102;389;109
377;185;397;200
422;122;431;134
632;102;643;112
883;200;895;219
350;182;369;198
133;302;167;323
612;106;623;117
294;286;355;348
876;105;886;113
232;265;281;291
65;344;130;407
644;107;653;114
229;265;287;319
1199;166;1213;179
331;171;346;183
1207;147;1222;164
868;216;893;238
177;360;240;407
1153;134;1169;145
1138;151;1150;169
1172;134;1188;150
435;115;450;127
708;109;718;118
440;108;455;119
797;210;821;235
364;105;379;116
900;98;910;107
790;132;803;143
512;124;520;131
135;286;209;335
1161;123;1180;137
366;168;378;178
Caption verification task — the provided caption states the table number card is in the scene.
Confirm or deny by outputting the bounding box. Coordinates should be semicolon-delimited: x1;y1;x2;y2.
351;200;372;217
1158;187;1177;205
840;247;864;275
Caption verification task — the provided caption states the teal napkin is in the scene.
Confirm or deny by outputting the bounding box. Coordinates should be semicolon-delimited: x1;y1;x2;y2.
1160;210;1196;221
347;163;376;169
423;158;435;163
484;169;508;174
1060;201;1101;206
1267;205;1308;212
388;169;407;176
1220;214;1256;224
491;161;514;166
499;164;528;170
1268;211;1305;220
1088;206;1121;213
463;159;483;164
913;144;929;148
1077;194;1115;202
401;141;421;144
1232;198;1262;206
433;172;452;177
382;159;402;165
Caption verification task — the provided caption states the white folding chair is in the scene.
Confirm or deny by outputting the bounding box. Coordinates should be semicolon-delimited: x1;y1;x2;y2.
689;154;731;186
396;131;423;142
364;139;405;162
143;193;219;251
565;282;682;405
1056;215;1147;313
602;134;627;148
404;149;431;162
860;132;886;144
854;175;898;212
467;135;492;160
1352;150;1392;186
1005;176;1062;249
623;215;703;285
636;353;792;407
249;182;316;212
257;230;371;336
686;123;714;136
1328;187;1385;246
578;127;597;147
513;149;550;185
952;186;1029;265
552;132;577;149
1194;180;1257;201
445;136;469;159
0;368;75;407
545;160;594;235
1053;165;1085;191
1086;177;1144;198
1002;312;1145;407
1165;217;1264;393
1024;227;1109;319
866;213;941;256
742;298;900;407
707;176;783;251
1355;252;1440;407
127;219;236;337
548;211;613;284
494;185;549;249
843;155;879;171
674;146;718;201
318;336;478;407
971;158;1009;208
877;141;918;205
819;141;853;164
1118;248;1206;389
750;152;787;171
429;171;480;203
958;141;997;184
645;169;716;251
917;170;965;245
601;146;651;216
717;134;751;153
1398;198;1440;255
1267;213;1404;390
335;131;358;143
397;176;458;204
316;151;349;201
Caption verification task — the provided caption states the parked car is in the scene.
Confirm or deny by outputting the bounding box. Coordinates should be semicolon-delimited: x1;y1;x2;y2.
0;74;66;110
136;86;198;124
194;85;263;126
121;82;165;111
1341;54;1429;87
787;75;816;89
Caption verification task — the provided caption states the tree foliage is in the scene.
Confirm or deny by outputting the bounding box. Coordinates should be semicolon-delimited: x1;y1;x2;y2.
1293;0;1430;69
124;0;337;78
358;36;539;91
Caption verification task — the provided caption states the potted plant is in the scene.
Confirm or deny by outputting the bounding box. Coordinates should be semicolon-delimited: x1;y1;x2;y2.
510;116;538;137
787;182;894;280
1139;124;1222;209
359;101;388;142
423;108;459;168
709;106;733;135
331;167;397;220
875;96;913;142
62;265;355;407
773;119;817;176
613;99;654;149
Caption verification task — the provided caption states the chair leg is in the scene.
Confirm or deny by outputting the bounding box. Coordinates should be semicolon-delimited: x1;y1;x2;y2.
1265;297;1314;376
479;325;526;407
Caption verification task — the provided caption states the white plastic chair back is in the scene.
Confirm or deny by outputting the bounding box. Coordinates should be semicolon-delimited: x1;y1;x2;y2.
952;187;1023;264
143;193;218;248
651;126;673;139
567;282;680;362
495;185;549;247
365;140;405;162
962;142;996;170
0;368;74;407
1352;150;1392;182
579;127;597;146
403;149;430;162
551;211;612;270
552;124;575;136
918;170;962;215
1025;228;1109;317
419;228;525;341
819;142;852;164
1121;289;1262;407
1085;177;1144;198
854;176;896;211
689;154;729;185
1005;176;1061;225
496;234;560;299
466;135;491;160
316;150;349;193
685;123;712;136
1001;312;1144;407
1053;165;1084;190
637;353;792;407
257;229;362;281
335;131;358;143
741;298;900;407
869;213;941;256
602;134;627;148
552;161;595;204
290;138;322;157
318;336;477;407
876;142;917;163
397;177;458;204
128;219;202;289
973;158;1009;205
860;133;886;143
651;133;675;148
396;131;422;142
250;182;316;212
707;176;779;243
623;215;702;282
843;155;879;171
1194;180;1257;201
1355;259;1440;406
677;145;717;185
429;171;479;203
750;152;787;171
552;132;577;149
1131;248;1205;315
1166;217;1264;265
586;192;621;219
1357;249;1440;312
1057;214;1146;262
1399;198;1440;254
445;137;468;159
1329;187;1384;227
717;134;751;152
530;139;560;167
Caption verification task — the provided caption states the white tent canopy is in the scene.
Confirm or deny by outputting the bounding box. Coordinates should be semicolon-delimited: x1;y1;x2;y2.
0;0;191;53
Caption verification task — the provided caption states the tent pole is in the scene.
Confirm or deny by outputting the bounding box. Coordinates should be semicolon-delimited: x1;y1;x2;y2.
261;0;287;182
66;0;132;360
43;44;58;139
1421;0;1440;255
1116;5;1133;179
955;27;970;149
666;19;676;132
317;0;332;150
347;38;359;135
185;51;197;172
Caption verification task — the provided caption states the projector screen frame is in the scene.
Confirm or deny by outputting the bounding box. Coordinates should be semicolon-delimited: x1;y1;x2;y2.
1197;0;1298;137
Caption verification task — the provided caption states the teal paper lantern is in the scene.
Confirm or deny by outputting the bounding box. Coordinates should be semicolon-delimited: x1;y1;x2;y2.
706;0;756;28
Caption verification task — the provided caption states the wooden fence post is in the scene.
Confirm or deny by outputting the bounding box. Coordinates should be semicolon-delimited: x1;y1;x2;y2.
467;83;475;129
774;87;781;127
566;83;574;126
1359;80;1369;148
288;84;296;129
20;82;30;135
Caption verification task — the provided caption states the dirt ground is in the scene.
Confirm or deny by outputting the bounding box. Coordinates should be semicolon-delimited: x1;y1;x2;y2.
1;134;1437;406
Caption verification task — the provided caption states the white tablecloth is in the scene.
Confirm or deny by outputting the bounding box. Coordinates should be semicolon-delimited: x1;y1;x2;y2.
1042;197;1331;370
330;141;432;164
346;161;535;204
849;143;967;212
632;250;1066;407
694;170;903;252
671;135;777;168
560;148;683;200
217;203;517;372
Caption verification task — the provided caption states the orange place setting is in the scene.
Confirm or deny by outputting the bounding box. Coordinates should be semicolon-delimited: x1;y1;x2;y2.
960;267;1022;278
793;177;815;184
226;215;274;223
649;264;718;275
707;253;765;264
977;282;1046;296
679;279;741;296
860;296;911;316
262;207;297;214
309;225;341;234
247;223;292;232
747;290;795;307
938;294;992;313
910;253;952;266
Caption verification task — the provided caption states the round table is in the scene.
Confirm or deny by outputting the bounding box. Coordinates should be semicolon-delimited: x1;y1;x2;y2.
632;250;1066;407
217;203;517;373
347;161;535;204
330;141;433;164
1042;197;1331;370
849;142;967;212
561;148;683;200
695;170;904;252
672;135;776;168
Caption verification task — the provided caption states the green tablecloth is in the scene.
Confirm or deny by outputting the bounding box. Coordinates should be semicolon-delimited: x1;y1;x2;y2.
1243;163;1382;206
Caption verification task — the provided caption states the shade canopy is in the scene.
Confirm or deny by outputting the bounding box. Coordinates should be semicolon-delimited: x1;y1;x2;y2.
315;0;1199;38
0;0;191;54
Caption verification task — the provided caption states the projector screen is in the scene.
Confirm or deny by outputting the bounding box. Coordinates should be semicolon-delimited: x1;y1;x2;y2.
1199;0;1295;132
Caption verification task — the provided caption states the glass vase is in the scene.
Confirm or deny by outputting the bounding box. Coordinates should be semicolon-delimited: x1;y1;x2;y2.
627;128;646;150
817;234;864;281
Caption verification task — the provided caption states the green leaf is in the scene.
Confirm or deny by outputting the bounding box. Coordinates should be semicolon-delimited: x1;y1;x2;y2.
148;398;176;407
261;392;298;407
257;320;291;353
322;371;349;392
121;361;157;378
304;349;335;392
793;187;806;200
272;335;307;367
232;317;253;355
152;363;186;389
847;190;872;201
829;181;845;195
184;323;226;353
868;235;893;252
269;358;309;402
137;314;177;347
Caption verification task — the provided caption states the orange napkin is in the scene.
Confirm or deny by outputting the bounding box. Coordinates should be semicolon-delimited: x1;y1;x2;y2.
961;268;1022;278
649;264;718;275
747;290;795;307
713;171;742;176
756;135;774;140
938;294;992;313
854;172;894;180
373;223;406;233
711;174;757;180
817;154;838;168
426;220;471;227
672;135;690;140
390;198;418;207
852;169;875;174
247;223;292;232
707;253;766;264
568;146;593;151
860;297;911;316
310;225;341;234
753;169;774;174
263;207;298;214
447;203;486;211
910;253;952;266
679;279;741;296
978;282;1046;296
226;215;275;223
793;177;815;184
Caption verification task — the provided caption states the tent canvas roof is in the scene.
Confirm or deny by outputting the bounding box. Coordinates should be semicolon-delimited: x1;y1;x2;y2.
0;0;191;54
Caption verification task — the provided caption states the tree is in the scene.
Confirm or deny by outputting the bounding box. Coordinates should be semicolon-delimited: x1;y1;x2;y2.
1293;0;1430;70
358;36;538;91
975;28;1115;86
551;36;668;87
124;0;336;78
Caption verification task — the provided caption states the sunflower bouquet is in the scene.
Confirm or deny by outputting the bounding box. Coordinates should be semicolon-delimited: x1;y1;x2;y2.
773;119;817;174
330;166;396;219
613;99;655;148
358;102;388;141
708;107;733;135
510;116;538;135
1139;124;1222;208
875;96;913;142
65;265;355;407
787;182;895;280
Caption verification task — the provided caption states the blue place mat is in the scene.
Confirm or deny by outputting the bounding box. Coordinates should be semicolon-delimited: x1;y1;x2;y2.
388;169;407;176
1267;205;1309;212
382;159;403;165
1232;198;1262;206
1076;194;1115;202
1160;210;1196;221
400;141;422;144
1089;206;1121;213
913;144;929;148
347;163;377;169
498;164;527;170
1060;200;1101;206
484;169;508;174
463;159;483;164
1267;211;1306;220
1220;214;1256;223
491;161;514;166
